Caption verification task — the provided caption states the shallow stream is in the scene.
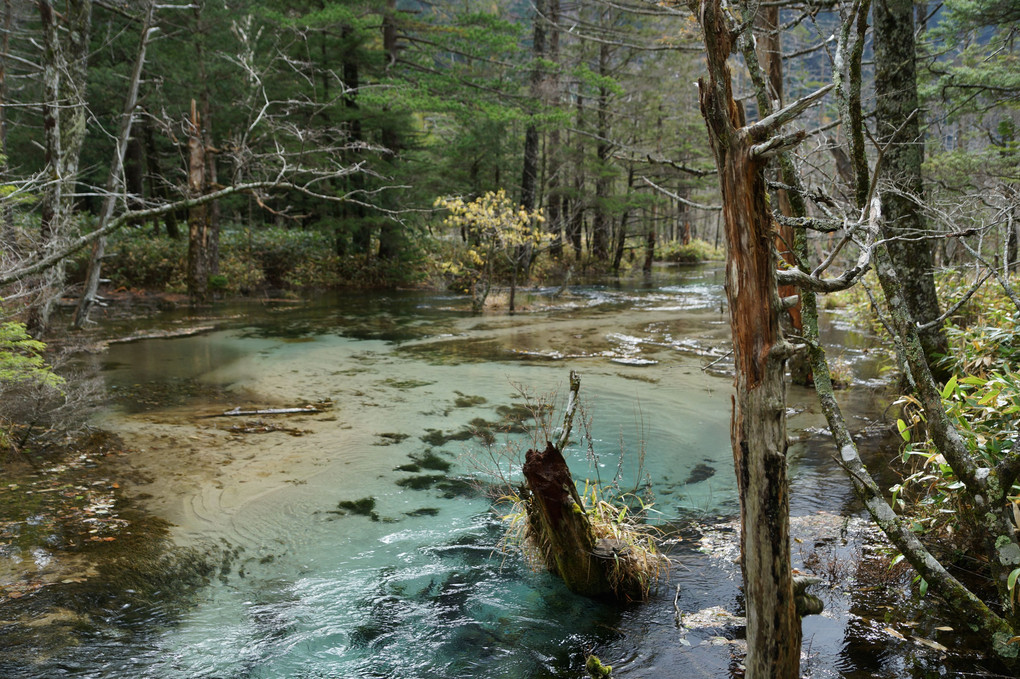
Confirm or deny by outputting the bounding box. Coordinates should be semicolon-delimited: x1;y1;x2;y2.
7;266;1000;677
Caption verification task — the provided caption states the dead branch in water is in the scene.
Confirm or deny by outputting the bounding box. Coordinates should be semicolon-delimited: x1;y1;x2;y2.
205;404;330;418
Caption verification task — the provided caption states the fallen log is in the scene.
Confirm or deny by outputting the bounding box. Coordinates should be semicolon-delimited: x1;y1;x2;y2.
206;405;323;418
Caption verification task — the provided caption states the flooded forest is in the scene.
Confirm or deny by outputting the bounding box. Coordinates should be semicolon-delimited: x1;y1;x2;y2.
1;1;1018;678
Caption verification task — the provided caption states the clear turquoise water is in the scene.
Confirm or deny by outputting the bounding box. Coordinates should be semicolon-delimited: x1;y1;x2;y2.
16;267;990;678
76;269;739;678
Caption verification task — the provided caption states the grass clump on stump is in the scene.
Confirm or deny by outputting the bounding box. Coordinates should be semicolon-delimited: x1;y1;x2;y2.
502;371;668;601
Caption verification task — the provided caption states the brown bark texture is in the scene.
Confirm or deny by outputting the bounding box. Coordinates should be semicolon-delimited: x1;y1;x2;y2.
522;441;643;600
695;0;801;675
523;441;612;597
187;99;210;303
522;372;644;600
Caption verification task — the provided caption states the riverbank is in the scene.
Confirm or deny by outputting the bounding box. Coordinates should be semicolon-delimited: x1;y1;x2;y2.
3;275;1011;678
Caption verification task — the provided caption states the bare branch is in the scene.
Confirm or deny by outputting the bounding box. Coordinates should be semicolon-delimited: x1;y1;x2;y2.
742;83;834;140
639;176;722;211
0;175;405;287
773;214;844;233
750;129;807;159
918;269;994;330
644;154;716;177
776;195;881;292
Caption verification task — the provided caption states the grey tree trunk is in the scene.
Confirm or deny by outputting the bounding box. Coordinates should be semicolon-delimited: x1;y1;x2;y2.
520;0;545;214
194;3;219;278
0;0;13;240
611;163;634;273
377;0;403;262
568;94;584;257
592;38;612;261
31;0;93;334
873;0;948;371
73;2;156;328
545;0;562;259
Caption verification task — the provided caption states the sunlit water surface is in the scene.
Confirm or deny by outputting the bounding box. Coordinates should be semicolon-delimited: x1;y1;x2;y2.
18;266;977;678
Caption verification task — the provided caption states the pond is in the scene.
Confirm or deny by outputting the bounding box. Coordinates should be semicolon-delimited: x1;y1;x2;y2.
5;265;1001;678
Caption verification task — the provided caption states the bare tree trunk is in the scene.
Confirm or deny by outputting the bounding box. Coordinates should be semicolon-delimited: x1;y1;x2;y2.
1008;196;1018;274
377;0;403;262
187;99;209;303
0;0;13;240
546;0;562;259
643;203;656;274
31;0;93;334
194;1;219;278
612;163;634;273
592;39;612;261
341;23;369;256
696;1;801;675
73;2;155;328
520;0;545;214
755;4;809;386
568;93;584;258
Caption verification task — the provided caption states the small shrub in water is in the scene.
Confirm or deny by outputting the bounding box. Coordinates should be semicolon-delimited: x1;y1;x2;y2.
655;238;722;264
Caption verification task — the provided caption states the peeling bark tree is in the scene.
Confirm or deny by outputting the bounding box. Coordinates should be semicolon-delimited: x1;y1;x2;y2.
691;0;833;674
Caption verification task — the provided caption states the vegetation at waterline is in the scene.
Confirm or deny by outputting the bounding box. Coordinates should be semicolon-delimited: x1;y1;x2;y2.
1;0;1019;673
498;475;668;601
477;376;667;601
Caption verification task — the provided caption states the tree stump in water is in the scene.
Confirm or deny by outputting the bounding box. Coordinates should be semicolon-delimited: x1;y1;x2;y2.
522;441;642;599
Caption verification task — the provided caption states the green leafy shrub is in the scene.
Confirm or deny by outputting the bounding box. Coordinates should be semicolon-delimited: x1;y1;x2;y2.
0;319;64;456
655;238;723;263
221;227;335;289
103;229;187;290
891;276;1020;535
937;275;1020;376
99;226;430;294
215;249;266;294
892;372;1020;538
